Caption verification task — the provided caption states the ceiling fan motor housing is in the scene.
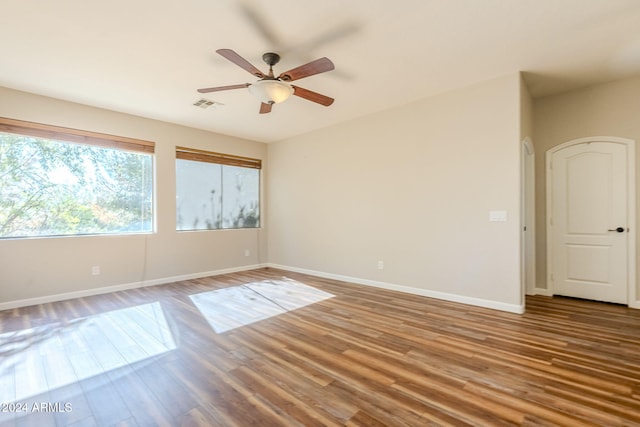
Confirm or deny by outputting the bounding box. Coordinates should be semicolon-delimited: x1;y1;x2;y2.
262;52;281;67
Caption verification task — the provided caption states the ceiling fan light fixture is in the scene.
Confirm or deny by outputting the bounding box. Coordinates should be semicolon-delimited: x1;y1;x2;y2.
248;79;294;104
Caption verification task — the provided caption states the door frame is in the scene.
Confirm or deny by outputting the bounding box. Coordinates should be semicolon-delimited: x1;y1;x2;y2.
546;136;636;307
521;138;536;304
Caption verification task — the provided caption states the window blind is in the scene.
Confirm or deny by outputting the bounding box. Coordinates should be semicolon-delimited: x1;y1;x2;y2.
0;117;155;154
175;146;262;169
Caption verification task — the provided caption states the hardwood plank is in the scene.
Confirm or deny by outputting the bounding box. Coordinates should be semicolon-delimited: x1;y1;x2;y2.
463;381;605;426
65;416;98;427
135;361;196;421
230;366;339;427
14;341;49;401
48;383;93;427
178;407;226;427
391;380;518;426
346;410;407;427
107;365;174;427
333;376;443;427
2;268;640;426
80;375;134;426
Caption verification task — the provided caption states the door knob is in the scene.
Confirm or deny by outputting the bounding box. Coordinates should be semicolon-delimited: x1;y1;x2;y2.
607;227;625;233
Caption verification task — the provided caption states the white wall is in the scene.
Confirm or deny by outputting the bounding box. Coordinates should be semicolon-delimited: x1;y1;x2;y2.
533;74;640;301
0;87;267;308
268;73;523;312
1;73;526;312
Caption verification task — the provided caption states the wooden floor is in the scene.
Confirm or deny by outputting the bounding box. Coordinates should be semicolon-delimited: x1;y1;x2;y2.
1;268;640;426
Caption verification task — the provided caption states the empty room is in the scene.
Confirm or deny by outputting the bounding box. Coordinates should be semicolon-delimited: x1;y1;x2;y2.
1;0;640;425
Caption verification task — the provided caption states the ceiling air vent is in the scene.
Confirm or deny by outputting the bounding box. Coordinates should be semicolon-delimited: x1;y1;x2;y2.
193;98;223;109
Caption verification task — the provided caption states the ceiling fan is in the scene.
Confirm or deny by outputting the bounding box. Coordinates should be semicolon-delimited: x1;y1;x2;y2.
198;49;335;114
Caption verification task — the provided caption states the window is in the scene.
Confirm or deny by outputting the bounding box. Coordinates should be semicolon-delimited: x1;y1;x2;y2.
0;118;154;238
176;146;260;230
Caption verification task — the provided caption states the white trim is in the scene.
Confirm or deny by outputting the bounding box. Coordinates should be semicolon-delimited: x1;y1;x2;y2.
521;137;536;305
546;136;636;308
629;139;638;308
531;287;553;297
268;263;524;314
0;264;268;311
523;137;534;155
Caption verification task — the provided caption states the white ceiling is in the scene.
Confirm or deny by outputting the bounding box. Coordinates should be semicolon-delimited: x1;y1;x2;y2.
2;0;640;143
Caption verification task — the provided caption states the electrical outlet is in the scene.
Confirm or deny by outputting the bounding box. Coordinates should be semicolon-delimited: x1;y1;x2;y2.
91;266;101;276
244;249;250;257
377;260;384;270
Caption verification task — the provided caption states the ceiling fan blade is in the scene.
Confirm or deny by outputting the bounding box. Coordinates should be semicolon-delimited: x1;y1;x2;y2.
288;22;359;54
278;57;335;82
216;49;266;78
259;103;273;114
237;1;283;49
292;85;334;106
197;83;250;93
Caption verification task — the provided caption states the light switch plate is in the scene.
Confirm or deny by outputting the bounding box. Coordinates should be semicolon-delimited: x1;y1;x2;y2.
489;210;508;222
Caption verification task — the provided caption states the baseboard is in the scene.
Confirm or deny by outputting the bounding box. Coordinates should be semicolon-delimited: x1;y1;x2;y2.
267;263;524;314
532;287;553;297
0;263;268;311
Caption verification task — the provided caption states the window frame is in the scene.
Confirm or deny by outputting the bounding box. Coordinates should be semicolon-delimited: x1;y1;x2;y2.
175;146;262;231
0;117;156;239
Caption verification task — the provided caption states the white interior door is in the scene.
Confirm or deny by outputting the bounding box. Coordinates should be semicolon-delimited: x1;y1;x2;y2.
548;140;631;304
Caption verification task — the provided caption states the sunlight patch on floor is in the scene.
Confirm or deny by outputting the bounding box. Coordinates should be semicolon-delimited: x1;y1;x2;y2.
0;302;175;404
190;278;335;333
